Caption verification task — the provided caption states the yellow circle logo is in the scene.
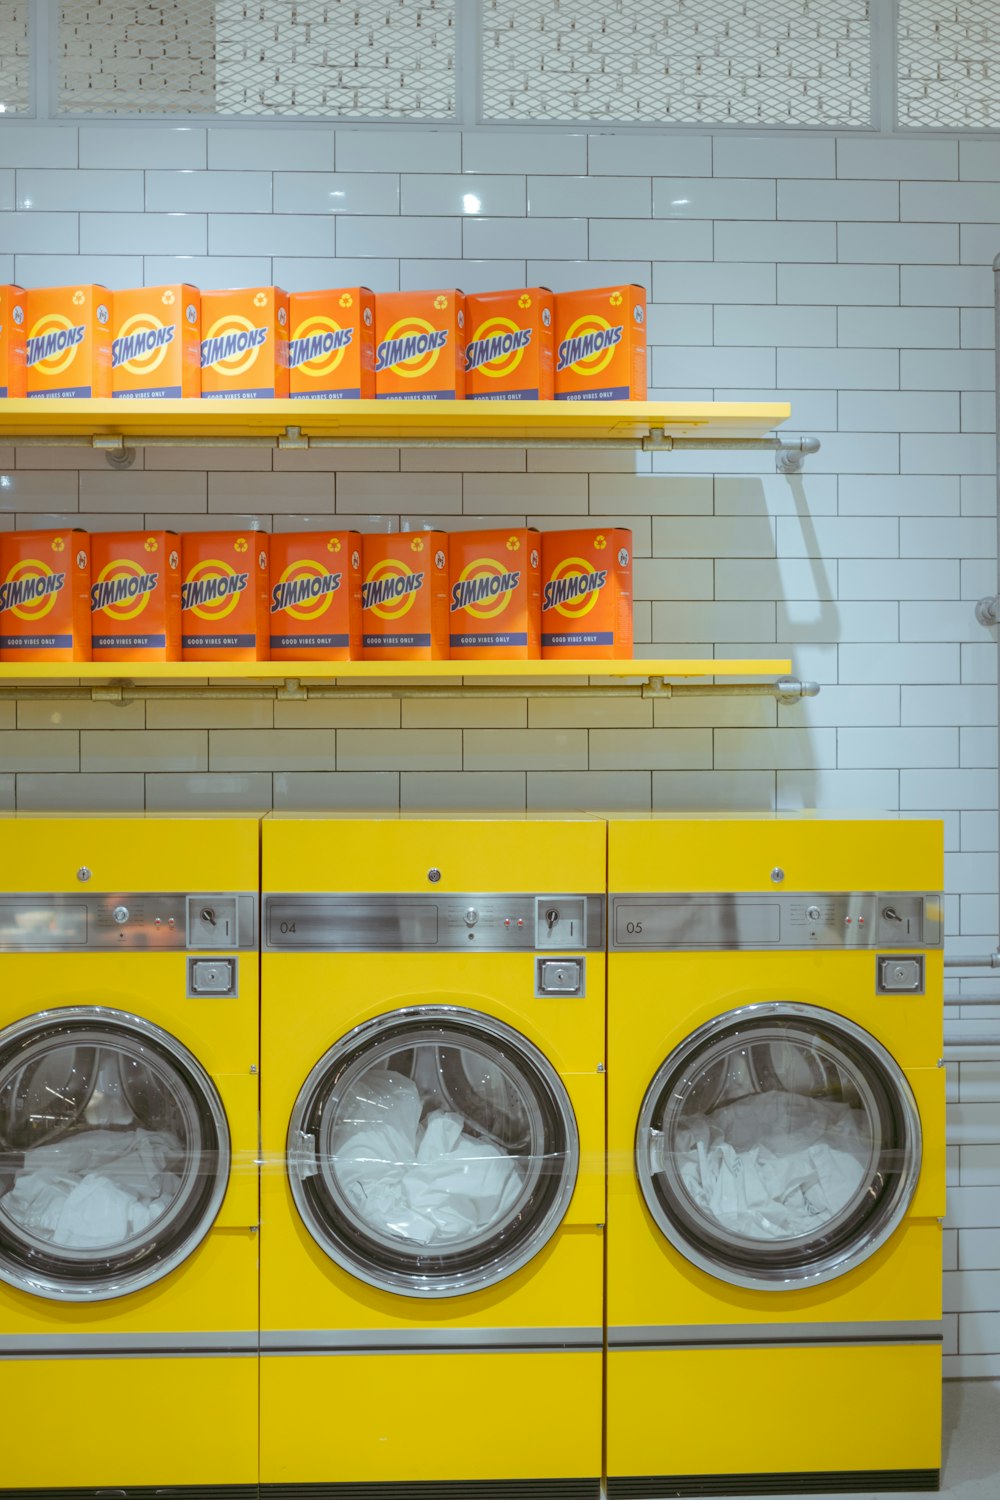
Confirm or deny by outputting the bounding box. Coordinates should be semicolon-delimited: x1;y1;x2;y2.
274;560;338;622
547;556;603;619
364;559;421;621
380;316;442;379
27;314;80;378
93;558;155;622
183;559;244;621
468;315;528;380
290;314;350;379
203;314;264;378
1;559;63;621
114;313;172;376
563;314;616;377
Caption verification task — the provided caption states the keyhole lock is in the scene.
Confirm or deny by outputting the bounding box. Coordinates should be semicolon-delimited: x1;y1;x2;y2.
201;906;217;927
546;908;559;932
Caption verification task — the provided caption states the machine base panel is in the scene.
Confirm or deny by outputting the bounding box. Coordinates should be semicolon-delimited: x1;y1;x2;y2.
0;1489;259;1499
607;1471;940;1497
261;1483;601;1499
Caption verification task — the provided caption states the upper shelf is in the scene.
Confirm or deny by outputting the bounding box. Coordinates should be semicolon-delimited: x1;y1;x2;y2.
0;398;791;448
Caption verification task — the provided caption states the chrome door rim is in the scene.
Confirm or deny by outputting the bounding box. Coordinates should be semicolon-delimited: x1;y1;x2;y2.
287;1004;580;1299
0;1007;231;1302
635;1002;922;1291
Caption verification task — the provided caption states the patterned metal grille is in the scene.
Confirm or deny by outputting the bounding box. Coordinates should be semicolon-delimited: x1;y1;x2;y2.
59;1;217;113
481;0;871;126
0;2;31;114
214;0;455;118
57;1;455;118
898;0;1000;129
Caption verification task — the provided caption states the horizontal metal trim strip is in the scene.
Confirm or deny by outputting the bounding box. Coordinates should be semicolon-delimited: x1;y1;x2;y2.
261;1327;602;1354
0;1330;257;1356
608;1319;943;1350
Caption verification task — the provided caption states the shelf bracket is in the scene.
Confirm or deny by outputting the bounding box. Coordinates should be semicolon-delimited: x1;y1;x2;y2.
277;425;310;451
91;434;137;469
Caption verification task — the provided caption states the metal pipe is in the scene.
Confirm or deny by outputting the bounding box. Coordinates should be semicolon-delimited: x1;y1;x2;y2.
945;996;1000;1006
944;953;1000;969
943;1037;1000;1047
0;678;818;705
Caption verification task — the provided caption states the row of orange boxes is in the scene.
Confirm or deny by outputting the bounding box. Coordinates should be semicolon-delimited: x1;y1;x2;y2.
0;283;646;402
0;527;632;663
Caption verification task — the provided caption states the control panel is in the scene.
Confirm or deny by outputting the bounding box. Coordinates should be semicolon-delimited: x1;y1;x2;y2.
265;893;604;953
0;893;256;952
610;891;943;952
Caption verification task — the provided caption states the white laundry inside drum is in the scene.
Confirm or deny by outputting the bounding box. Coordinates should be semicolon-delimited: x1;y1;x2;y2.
3;1127;184;1249
658;1090;872;1241
331;1068;524;1247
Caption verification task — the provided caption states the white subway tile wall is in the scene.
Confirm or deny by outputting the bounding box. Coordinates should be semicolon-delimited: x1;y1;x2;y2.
1;120;999;1374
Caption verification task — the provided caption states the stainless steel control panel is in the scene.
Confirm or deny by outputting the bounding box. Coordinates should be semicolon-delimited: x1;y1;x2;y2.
0;893;256;952
610;891;943;951
264;893;604;953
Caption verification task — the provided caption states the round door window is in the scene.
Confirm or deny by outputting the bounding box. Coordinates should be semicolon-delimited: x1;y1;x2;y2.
0;1008;230;1302
288;1005;579;1298
636;1003;921;1290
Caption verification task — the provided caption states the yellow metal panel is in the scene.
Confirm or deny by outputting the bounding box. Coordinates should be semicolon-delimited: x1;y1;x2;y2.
0;396;790;443
264;812;607;894
0;814;260;895
608;949;942;1070
1;1229;258;1336
0;955;259;1074
609;814;944;893
0;657;791;681
607;1343;941;1479
0;1354;258;1488
260;953;602;1075
606;1202;941;1327
261;1349;602;1483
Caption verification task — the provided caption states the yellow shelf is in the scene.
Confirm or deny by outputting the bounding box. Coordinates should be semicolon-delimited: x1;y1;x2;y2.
0;398;790;445
0;659;791;683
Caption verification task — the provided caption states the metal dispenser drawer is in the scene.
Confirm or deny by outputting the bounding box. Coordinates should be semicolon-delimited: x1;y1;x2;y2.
536;957;585;997
187;957;239;997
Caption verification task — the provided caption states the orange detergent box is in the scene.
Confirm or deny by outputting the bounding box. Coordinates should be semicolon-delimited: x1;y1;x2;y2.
361;532;449;660
90;531;181;660
269;531;363;660
465;287;554;401
0;285;26;398
181;531;270;660
448;528;541;660
112;285;201;399
200;287;289;399
374;290;465;400
25;285;112;399
288;288;375;399
0;528;91;661
541;527;633;659
554;285;647;401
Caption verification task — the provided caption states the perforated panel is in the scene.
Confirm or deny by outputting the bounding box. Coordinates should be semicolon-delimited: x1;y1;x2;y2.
57;0;455;119
0;1;31;114
481;0;871;127
898;0;1000;129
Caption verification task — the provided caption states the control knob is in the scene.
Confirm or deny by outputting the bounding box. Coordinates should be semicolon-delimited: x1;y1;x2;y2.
112;905;130;925
464;908;479;927
806;905;821;922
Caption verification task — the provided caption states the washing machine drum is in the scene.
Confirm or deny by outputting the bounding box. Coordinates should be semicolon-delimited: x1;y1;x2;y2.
288;1004;579;1298
0;1007;230;1302
636;1002;922;1290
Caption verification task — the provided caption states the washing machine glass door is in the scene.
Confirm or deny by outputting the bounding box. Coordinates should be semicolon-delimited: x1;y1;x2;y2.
0;1007;230;1302
635;1002;922;1290
288;1004;579;1298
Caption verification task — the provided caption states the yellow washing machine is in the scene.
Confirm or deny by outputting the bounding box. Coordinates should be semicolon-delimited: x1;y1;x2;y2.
260;812;606;1499
605;813;945;1498
0;814;260;1499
